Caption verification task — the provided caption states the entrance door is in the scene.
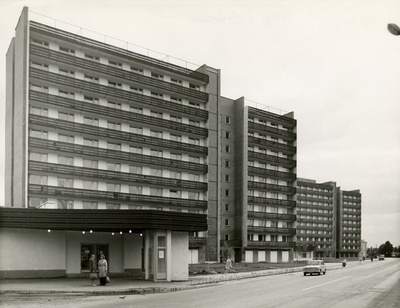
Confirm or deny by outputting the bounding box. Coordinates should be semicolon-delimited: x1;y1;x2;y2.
157;235;167;280
80;244;109;272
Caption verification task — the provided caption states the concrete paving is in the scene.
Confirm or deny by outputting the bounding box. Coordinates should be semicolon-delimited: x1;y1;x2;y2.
0;262;358;296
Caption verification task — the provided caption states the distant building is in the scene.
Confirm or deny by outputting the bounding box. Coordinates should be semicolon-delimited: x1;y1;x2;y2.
360;240;368;258
336;189;362;258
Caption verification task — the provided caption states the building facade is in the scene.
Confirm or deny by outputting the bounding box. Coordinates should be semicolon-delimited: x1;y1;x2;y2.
3;7;299;279
336;189;362;258
295;178;337;260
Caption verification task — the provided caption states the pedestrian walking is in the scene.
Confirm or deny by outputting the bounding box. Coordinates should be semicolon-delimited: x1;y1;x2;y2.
89;254;97;286
98;254;108;286
225;257;233;273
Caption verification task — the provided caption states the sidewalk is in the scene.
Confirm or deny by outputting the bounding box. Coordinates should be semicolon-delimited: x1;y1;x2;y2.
0;262;358;296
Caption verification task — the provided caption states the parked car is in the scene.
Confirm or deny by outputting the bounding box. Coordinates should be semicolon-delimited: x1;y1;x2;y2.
303;260;326;276
378;255;385;260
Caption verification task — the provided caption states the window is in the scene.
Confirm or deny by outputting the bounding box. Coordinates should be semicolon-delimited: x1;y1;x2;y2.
59;90;74;98
108;60;122;68
30;84;48;93
83;201;98;209
225;116;231;124
150;111;163;118
107;142;121;151
59;46;75;54
224;219;229;226
83;181;98;190
150;150;163;157
108;81;122;88
58;177;73;188
106;162;121;172
83;159;98;169
170;171;181;179
58;112;74;121
32;38;49;47
129;185;142;194
130;66;143;74
84;53;99;62
107;122;121;130
83;117;99;126
225;174;231;182
189;83;200;90
83;139;99;147
225;234;230;240
170;115;182;123
58;155;74;165
150;130;163;138
58;134;74;143
129;165;142;174
30;152;47;162
225;160;231;168
170;134;182;142
106;183;121;192
225;145;231;153
107;101;122;109
225;131;231;139
130;106;143;114
150;168;162;177
84;75;99;83
225;204;229;211
170;97;182;103
151;91;163;98
151;72;163;80
130;126;143;134
170;153;181;160
188;138;200;145
189;156;200;163
169;190;181;198
106;203;121;210
30;107;48;116
171;78;182;85
225;189;230;197
130;86;143;94
31;62;49;70
30;130;47;139
150;188;162;196
58;199;74;209
130;146;143;154
59;68;74;76
29;175;48;185
84;96;99;104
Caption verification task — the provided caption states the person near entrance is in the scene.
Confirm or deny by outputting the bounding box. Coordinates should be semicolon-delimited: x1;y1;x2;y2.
89;254;97;286
98;254;108;286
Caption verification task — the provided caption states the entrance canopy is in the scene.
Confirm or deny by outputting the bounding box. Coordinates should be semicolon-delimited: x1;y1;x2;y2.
0;207;207;233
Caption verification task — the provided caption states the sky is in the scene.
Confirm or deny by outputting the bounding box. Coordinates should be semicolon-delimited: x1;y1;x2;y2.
0;0;399;248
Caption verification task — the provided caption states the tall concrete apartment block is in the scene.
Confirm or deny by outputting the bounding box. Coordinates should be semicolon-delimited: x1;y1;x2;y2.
295;178;362;259
336;189;362;258
295;178;337;259
5;7;297;264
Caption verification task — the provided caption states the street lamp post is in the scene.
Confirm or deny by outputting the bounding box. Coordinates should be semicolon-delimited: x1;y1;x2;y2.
387;23;400;36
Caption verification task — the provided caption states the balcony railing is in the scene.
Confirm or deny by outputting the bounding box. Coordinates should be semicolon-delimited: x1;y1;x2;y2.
247;241;296;248
248;107;296;127
29;69;208;120
248;181;296;194
30;44;209;102
29;138;208;173
30;21;210;83
248;121;296;141
247;226;296;235
247;211;296;221
29;114;208;155
30;91;208;137
248;196;296;208
248;136;296;154
248;151;296;168
248;166;296;180
297;196;333;204
29;161;207;191
29;184;207;209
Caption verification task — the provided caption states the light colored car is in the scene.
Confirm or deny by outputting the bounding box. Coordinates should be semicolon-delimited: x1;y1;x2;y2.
378;255;385;260
303;260;326;276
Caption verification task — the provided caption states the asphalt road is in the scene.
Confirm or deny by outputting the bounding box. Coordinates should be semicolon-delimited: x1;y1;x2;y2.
2;258;399;308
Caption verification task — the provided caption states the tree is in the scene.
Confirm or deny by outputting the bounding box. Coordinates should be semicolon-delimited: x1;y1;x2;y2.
220;241;234;263
378;241;394;257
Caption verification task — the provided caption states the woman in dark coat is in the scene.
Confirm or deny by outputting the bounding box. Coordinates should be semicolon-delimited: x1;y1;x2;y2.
89;254;97;286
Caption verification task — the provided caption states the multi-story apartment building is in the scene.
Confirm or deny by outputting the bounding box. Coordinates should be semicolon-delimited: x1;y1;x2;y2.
336;189;362;258
2;7;298;278
295;178;337;259
218;98;297;263
295;178;362;260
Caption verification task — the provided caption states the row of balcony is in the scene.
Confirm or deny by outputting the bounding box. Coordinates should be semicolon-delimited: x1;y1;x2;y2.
29;161;208;191
247;241;296;248
29;114;208;155
296;203;333;211
29;138;208;173
247;226;296;235
29;184;207;209
248;196;296;208
248;151;296;168
30;44;209;102
248;107;296;128
247;211;296;221
297;218;333;224
296;226;333;232
248;136;296;154
248;181;296;195
247;121;296;141
30;91;208;137
296;210;332;217
30;22;210;83
248;166;296;181
297;196;333;205
29;68;208;120
296;188;333;197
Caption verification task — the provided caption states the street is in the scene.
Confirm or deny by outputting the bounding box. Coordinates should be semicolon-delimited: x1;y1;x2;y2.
2;258;399;308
